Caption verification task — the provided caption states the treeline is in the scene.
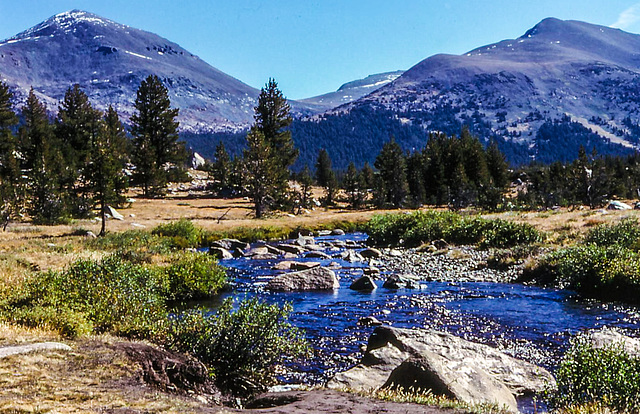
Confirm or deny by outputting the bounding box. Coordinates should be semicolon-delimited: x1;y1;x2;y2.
0;75;188;233
208;124;511;212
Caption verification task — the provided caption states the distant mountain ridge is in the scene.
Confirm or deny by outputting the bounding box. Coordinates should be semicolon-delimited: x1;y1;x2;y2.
295;18;640;167
0;10;260;132
299;70;404;111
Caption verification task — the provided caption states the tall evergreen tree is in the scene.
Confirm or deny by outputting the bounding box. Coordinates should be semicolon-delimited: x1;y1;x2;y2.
253;78;297;205
343;162;365;209
244;128;276;218
130;75;185;196
374;137;408;208
86;106;129;236
315;149;337;205
19;89;65;223
0;81;21;229
209;141;232;195
56;84;102;216
483;140;510;210
296;165;314;211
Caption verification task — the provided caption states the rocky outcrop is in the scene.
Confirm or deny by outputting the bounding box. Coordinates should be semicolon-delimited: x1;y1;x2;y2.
328;326;555;412
266;267;339;292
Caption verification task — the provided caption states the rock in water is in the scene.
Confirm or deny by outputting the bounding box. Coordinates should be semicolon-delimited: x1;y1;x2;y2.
350;276;377;291
209;247;233;260
328;326;555;411
360;248;382;259
266;267;339;291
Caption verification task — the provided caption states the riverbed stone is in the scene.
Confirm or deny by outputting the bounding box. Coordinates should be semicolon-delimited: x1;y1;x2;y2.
266;267;339;291
350;276;377;291
211;238;250;251
291;262;321;271
278;244;306;255
328;326;555;409
305;251;332;259
342;250;364;262
383;274;418;289
358;316;383;326
331;229;345;236
363;266;380;276
360;248;383;259
209;247;233;260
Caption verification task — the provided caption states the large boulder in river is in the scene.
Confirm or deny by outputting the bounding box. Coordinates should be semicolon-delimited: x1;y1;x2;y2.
209;247;233;260
350;276;377;291
384;355;517;410
266;267;339;291
328;326;555;411
211;238;250;251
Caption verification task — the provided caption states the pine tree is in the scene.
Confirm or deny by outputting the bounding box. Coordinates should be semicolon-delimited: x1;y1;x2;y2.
19;89;65;223
209;141;232;195
315;149;337;205
86;106;129;236
483;140;509;210
130;75;185;196
296;165;314;210
0;81;21;229
253;78;297;206
244;128;276;218
56;84;103;216
343;162;365;209
360;162;374;191
374;137;408;208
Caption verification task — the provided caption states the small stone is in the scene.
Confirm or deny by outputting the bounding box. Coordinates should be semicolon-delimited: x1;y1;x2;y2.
358;316;383;326
331;229;346;236
85;231;97;238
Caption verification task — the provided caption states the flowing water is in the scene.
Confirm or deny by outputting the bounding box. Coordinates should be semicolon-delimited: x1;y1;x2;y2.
200;232;640;408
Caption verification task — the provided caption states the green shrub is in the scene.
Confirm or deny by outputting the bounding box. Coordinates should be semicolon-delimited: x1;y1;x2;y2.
166;298;309;395
549;336;640;412
0;256;168;338
89;229;172;256
152;219;202;248
365;211;542;248
524;245;640;303
8;305;93;338
159;252;227;301
584;218;640;249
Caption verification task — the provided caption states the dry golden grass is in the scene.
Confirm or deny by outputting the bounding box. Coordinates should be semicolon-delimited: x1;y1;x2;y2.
0;337;223;413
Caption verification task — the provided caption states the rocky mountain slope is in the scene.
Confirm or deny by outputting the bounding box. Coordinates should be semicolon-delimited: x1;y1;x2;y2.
0;10;261;133
298;18;640;167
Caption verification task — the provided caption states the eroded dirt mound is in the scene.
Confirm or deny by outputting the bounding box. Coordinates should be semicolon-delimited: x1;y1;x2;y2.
114;342;219;397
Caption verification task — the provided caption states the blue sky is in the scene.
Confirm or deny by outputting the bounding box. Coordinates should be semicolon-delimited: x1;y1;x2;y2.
2;1;640;99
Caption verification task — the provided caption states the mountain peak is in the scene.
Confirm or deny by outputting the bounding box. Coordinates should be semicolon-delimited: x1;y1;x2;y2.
8;10;126;41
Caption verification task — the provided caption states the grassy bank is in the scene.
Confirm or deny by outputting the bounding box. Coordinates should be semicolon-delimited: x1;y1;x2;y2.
0;219;308;397
365;210;543;248
523;218;640;303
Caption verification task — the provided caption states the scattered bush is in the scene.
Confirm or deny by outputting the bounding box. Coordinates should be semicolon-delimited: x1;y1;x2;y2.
523;244;640;303
159;252;227;301
365;211;543;248
548;336;640;412
152;219;203;248
166;298;309;395
0;253;229;338
584;218;640;249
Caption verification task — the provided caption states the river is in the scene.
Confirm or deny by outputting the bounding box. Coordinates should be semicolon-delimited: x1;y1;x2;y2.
201;232;640;400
